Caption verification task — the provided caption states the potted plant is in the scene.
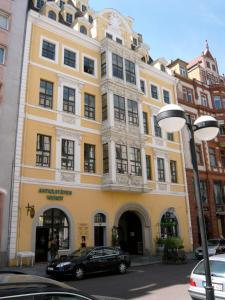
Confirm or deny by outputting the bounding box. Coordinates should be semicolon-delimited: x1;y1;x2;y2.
163;236;186;264
156;237;166;255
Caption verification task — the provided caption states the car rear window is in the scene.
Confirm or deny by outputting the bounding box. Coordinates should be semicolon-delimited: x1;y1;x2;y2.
194;260;225;278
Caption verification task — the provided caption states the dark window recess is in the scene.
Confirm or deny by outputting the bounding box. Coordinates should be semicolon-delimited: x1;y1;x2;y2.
63;86;75;114
154;116;162;137
161;64;166;72
219;124;225;135
209;148;217;167
151;85;158;99
114;94;125;122
48;11;57;20
42;40;55;60
59;0;65;8
221;150;225;168
101;52;106;77
112;53;123;79
116;144;128;174
157;157;165;182
167;133;174;141
116;37;122;44
89;15;93;24
84;93;95;120
102;93;107;121
146;155;151;180
64;49;76;68
39;79;53;109
106;32;113;39
82;5;87;12
61;139;74;170
140;80;145;93
84;144;96;173
80;26;87;35
66;13;73;24
196;144;203;165
163;90;170;104
103;143;109;173
128;99;139;126
213;181;224;204
37;0;44;9
84;56;94;74
125;59;136;84
133;38;138;46
130;147;142;176
170;160;177;183
36;134;51;167
143;112;148;134
200;180;208;203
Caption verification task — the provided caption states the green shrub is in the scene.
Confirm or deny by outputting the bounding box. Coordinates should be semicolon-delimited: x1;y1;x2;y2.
164;236;184;250
163;236;186;264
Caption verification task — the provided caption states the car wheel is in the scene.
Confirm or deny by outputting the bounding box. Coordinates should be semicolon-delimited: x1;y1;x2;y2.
74;267;84;280
118;262;127;274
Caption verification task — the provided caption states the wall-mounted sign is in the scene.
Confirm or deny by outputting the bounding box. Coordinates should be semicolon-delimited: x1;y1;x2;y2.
79;223;89;239
38;188;72;200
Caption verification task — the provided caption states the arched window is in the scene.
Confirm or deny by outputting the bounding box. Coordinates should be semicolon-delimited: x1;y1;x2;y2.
80;25;87;35
160;210;178;238
48;11;57;20
94;213;107;246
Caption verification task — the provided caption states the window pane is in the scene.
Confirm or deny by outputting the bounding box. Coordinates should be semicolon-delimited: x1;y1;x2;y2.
0;13;8;29
42;40;55;60
84;93;95;120
64;49;76;68
84;57;94;74
0;48;5;64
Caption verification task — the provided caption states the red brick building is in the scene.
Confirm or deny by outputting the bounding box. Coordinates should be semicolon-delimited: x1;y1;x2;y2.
168;42;225;248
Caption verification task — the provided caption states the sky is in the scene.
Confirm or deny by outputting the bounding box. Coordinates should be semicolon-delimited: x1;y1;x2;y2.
89;0;225;74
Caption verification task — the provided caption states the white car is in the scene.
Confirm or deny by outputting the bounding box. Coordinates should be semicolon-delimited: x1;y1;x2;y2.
189;254;225;299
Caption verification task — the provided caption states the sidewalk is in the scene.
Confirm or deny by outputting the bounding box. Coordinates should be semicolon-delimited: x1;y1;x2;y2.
2;255;162;276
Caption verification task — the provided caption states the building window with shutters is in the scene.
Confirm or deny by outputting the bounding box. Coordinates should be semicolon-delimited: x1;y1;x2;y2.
116;144;128;174
114;94;125;122
84;144;96;173
128;99;139;126
61;139;74;170
103;143;109;174
130;147;142;176
146;155;151;180
157;157;165;182
39;79;53;109
63;86;75;114
36;134;51;167
170;160;177;183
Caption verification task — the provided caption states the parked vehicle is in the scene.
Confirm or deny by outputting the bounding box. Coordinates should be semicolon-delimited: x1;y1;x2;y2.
195;239;225;259
47;246;131;279
189;254;225;299
0;272;97;299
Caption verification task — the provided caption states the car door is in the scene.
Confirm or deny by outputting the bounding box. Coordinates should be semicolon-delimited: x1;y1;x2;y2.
102;247;119;271
85;248;106;273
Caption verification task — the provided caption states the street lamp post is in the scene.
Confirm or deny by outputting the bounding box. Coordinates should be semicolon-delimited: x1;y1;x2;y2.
156;104;219;300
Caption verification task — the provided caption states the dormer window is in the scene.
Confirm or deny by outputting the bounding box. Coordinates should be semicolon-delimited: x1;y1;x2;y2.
106;32;113;39
37;0;44;9
160;64;166;72
66;13;73;24
80;25;87;35
60;0;65;8
179;65;187;77
82;5;87;12
48;11;57;20
89;15;93;24
133;38;138;46
206;61;211;69
116;38;122;45
212;64;216;72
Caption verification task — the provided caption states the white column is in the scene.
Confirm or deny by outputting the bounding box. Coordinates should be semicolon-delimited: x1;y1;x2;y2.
136;64;141;90
107;50;112;79
76;85;82;127
57;80;63;122
55;136;61;182
75;138;81;184
110;140;116;183
141;147;147;184
138;101;144;134
108;92;114;127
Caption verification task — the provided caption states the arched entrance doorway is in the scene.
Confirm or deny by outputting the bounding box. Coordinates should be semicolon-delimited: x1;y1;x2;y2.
35;208;69;262
118;211;143;255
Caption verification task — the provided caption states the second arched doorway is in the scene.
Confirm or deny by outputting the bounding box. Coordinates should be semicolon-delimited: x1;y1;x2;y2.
118;211;143;255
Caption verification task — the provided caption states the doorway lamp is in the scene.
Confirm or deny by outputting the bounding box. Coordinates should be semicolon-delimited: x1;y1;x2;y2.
156;104;219;300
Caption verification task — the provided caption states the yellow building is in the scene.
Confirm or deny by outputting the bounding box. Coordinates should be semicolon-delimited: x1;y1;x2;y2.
9;0;192;263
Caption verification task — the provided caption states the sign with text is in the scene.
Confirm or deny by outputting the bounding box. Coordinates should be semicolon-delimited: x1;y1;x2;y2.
38;188;72;200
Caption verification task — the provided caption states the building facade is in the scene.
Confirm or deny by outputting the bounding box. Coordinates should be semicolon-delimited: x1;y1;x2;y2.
168;42;225;248
0;0;28;265
9;0;192;264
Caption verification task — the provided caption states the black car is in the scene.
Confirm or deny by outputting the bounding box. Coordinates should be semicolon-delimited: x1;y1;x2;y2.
47;246;131;279
0;272;97;299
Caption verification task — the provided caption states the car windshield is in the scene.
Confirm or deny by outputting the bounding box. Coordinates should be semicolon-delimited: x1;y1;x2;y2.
207;239;219;246
71;248;92;257
194;260;225;278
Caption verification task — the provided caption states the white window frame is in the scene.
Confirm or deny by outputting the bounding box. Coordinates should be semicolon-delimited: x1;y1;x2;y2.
0;46;6;65
154;156;169;183
39;36;59;64
162;88;171;104
82;53;97;78
62;45;79;71
0;10;9;30
150;82;160;101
